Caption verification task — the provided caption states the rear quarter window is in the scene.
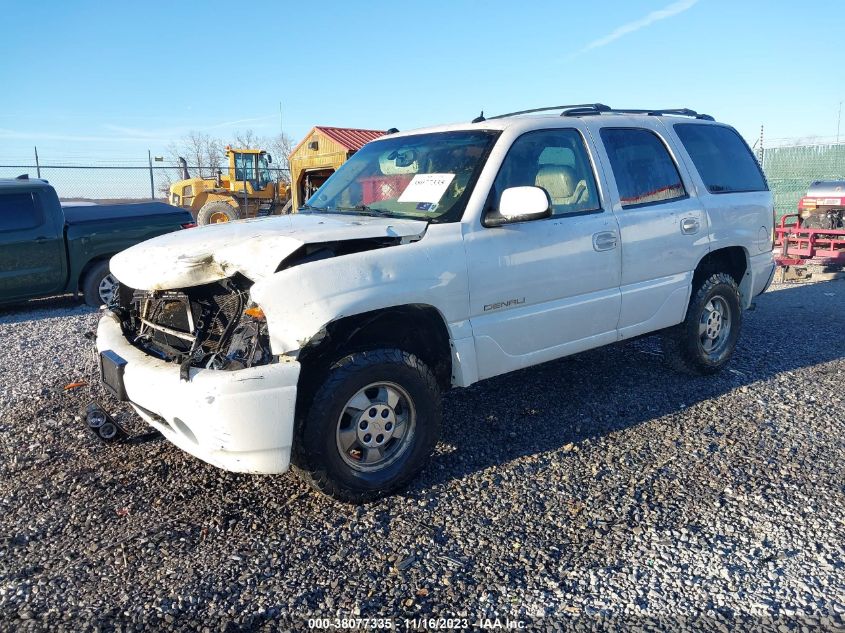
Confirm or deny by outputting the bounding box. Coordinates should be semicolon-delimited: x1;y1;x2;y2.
674;124;768;193
0;191;43;231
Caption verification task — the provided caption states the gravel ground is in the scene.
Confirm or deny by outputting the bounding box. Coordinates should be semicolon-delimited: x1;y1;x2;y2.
0;282;843;631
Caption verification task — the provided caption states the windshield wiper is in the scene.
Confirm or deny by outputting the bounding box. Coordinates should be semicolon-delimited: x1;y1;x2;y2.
299;203;329;212
334;205;396;217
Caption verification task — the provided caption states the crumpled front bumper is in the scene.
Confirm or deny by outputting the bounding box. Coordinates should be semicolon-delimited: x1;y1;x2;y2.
96;311;301;474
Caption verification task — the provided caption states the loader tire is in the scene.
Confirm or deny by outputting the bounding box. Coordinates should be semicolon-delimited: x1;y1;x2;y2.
662;273;742;375
197;201;239;225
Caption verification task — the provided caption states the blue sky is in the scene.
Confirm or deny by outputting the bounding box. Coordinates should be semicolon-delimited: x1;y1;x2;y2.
1;0;843;164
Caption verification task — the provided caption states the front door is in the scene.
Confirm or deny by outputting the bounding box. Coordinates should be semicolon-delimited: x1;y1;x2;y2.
0;190;66;301
463;127;621;380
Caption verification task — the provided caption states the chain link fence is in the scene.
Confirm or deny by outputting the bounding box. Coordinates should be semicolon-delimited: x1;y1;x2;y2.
0;164;290;202
2;144;843;212
761;143;845;219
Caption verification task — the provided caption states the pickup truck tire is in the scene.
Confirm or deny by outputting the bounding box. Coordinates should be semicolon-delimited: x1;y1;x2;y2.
662;272;742;375
292;348;442;503
197;201;239;225
82;260;118;307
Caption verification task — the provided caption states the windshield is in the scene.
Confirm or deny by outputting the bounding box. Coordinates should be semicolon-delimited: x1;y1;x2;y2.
234;153;256;181
302;130;499;222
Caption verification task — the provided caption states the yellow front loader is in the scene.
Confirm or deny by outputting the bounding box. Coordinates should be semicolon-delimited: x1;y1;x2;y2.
169;147;290;225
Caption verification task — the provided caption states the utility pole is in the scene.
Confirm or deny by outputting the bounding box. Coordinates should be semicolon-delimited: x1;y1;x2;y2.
837;101;842;144
147;150;155;200
34;146;41;178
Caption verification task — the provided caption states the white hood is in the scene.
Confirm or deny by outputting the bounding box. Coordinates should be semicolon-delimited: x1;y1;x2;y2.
110;213;428;290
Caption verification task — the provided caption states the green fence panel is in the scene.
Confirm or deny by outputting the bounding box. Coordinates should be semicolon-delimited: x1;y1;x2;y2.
761;144;845;219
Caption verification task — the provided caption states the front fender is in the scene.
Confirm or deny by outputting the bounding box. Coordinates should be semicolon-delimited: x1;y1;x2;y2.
250;223;469;354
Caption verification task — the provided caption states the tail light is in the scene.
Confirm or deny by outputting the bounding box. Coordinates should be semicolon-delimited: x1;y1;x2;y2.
180;222;197;229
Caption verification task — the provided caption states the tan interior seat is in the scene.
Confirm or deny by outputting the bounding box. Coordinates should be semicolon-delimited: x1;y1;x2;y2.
535;164;589;209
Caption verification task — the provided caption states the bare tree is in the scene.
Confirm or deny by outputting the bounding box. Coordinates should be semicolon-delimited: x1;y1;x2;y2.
266;131;295;181
156;131;226;197
232;129;260;149
178;131;225;178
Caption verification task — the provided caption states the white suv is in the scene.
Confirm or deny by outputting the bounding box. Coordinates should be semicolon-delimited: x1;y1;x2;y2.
96;104;776;502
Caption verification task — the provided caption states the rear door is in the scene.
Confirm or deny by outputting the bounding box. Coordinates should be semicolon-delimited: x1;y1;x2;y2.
589;121;710;339
464;126;621;379
670;122;773;265
0;189;66;300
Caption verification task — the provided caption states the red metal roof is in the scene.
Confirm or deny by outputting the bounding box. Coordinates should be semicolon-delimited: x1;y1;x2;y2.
314;126;386;151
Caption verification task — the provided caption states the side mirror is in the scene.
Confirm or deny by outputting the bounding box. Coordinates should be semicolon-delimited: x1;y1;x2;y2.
490;186;551;226
266;154;273;164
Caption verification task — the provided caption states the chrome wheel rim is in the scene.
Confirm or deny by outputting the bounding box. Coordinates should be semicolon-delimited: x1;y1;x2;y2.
98;274;118;305
699;295;731;355
336;381;416;472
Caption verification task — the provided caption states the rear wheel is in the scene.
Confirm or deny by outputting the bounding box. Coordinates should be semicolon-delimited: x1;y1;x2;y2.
662;272;742;375
82;260;118;307
197;201;239;225
292;348;442;503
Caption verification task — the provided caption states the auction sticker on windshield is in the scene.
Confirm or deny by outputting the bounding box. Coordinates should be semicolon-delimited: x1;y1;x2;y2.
397;173;455;204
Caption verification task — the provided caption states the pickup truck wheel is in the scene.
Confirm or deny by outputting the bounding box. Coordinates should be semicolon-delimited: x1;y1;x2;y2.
662;272;742;375
82;260;118;307
197;201;238;225
293;348;442;503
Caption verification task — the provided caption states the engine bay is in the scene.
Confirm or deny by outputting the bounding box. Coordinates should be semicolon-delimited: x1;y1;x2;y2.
111;275;273;379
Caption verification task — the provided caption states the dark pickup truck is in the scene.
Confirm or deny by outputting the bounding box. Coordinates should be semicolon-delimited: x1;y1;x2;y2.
0;177;194;307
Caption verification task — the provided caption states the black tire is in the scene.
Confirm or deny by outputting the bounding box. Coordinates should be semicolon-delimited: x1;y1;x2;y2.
662;272;742;375
292;348;442;503
196;201;239;225
82;260;118;307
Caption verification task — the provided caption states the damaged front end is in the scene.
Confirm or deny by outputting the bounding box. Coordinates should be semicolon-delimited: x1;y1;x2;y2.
111;275;273;379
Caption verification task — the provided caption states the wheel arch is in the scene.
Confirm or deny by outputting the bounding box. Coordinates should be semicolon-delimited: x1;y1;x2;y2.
77;253;115;292
692;246;751;307
295;304;453;414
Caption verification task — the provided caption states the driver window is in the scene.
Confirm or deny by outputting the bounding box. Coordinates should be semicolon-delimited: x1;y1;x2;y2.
491;129;601;217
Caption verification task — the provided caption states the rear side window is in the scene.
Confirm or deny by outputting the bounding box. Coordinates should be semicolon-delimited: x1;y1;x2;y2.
0;192;43;231
674;123;768;193
600;128;686;208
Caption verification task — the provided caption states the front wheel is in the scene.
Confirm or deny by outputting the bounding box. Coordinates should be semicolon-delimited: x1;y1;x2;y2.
292;349;442;503
82;260;118;307
662;272;742;375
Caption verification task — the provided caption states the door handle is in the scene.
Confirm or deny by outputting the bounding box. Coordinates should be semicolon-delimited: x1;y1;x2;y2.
680;217;700;235
592;231;618;252
34;236;50;244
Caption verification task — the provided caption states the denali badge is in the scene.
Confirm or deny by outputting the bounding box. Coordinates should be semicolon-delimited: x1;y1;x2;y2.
483;297;526;311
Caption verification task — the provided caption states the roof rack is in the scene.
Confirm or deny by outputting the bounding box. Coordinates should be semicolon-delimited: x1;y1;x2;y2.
561;106;715;121
475;104;611;122
472;104;714;122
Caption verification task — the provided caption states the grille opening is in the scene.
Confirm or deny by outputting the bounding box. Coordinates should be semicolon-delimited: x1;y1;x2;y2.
115;276;257;371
